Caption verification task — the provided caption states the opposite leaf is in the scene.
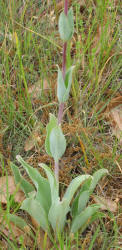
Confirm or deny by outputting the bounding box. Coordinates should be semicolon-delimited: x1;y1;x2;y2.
57;65;75;103
63;66;75;102
57;66;66;103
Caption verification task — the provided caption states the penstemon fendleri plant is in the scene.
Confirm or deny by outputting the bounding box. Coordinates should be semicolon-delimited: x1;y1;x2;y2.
10;0;108;240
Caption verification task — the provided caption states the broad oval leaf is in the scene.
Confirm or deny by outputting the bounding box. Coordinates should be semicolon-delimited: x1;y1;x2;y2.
50;126;66;162
59;8;74;41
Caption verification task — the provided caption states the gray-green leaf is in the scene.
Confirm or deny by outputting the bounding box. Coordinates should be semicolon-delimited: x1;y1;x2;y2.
8;214;28;231
77;190;90;214
21;197;49;233
57;65;75;103
45;113;58;157
59;8;74;41
50;126;66;162
57;66;66;103
63;66;75;102
71;178;92;217
71;205;100;233
63;175;91;206
16;155;51;214
39;163;59;203
90;169;108;193
11;162;34;197
48;198;70;234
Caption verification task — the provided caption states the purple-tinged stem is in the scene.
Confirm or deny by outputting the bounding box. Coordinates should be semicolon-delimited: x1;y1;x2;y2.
57;0;68;124
55;160;59;183
64;0;68;15
58;102;64;125
57;41;66;125
62;0;68;78
56;0;68;181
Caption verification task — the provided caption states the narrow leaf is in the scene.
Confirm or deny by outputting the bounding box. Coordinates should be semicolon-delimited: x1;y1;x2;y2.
63;175;91;206
77;191;90;214
71;178;92;217
90;169;108;193
63;66;75;102
67;7;74;37
16;156;51;214
11;162;34;197
57;66;66;103
39;163;59;203
71;205;100;233
21;197;49;233
8;214;28;231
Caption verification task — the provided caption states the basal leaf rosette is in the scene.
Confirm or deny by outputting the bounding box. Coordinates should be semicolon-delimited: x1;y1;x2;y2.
45;114;66;162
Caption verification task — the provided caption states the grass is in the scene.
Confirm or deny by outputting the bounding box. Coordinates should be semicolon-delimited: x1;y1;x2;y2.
0;0;122;249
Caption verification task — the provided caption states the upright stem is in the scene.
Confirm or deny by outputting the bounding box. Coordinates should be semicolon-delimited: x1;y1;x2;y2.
55;160;59;183
62;0;68;78
62;42;67;79
56;0;68;181
57;0;68;125
64;0;68;15
58;102;64;125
